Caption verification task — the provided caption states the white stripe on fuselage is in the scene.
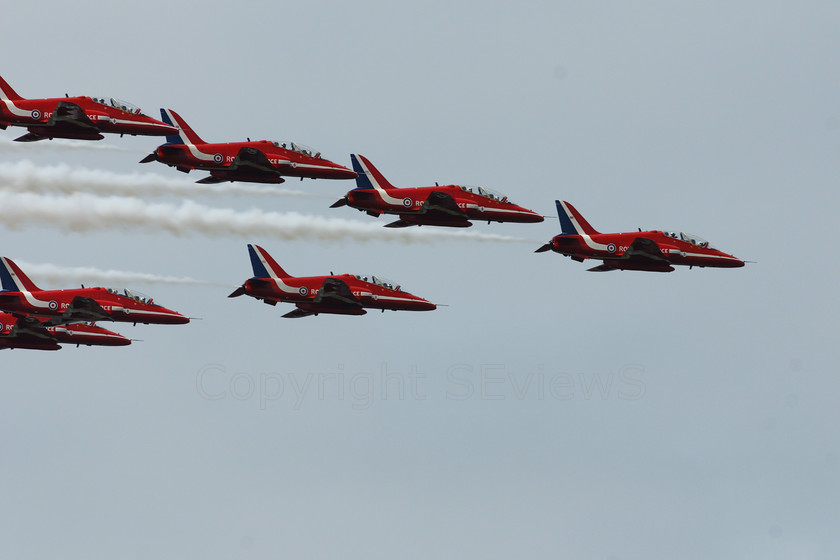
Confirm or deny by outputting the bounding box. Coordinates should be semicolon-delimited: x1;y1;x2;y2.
1;99;33;118
356;158;405;206
183;143;217;162
254;250;299;294
20;291;52;309
557;201;612;251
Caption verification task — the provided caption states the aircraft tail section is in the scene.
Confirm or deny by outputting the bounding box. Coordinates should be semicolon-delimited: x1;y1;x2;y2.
556;200;600;235
247;244;291;279
351;154;398;191
160;108;207;145
0;75;23;101
0;257;41;292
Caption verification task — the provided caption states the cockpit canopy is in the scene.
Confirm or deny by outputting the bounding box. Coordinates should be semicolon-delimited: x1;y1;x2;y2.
91;97;146;116
354;274;401;292
272;141;322;159
662;231;712;249
106;288;158;305
459;185;512;204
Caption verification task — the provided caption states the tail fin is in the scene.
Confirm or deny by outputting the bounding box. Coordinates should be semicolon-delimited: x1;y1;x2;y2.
247;244;291;279
0;257;41;292
351;154;398;191
556;200;600;235
0;75;23;101
160;108;207;145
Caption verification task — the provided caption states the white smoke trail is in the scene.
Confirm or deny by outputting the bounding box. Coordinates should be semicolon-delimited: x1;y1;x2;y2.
15;261;211;287
0;191;524;243
0;136;130;152
0;160;318;198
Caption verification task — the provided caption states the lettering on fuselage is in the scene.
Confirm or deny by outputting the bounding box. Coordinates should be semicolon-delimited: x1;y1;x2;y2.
223;155;289;165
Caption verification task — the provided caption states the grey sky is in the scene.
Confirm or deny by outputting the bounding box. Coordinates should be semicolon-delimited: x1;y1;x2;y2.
0;1;838;558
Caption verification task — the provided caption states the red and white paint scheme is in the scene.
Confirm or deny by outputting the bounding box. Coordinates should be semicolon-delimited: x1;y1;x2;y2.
0;312;130;350
330;154;544;228
140;109;357;184
229;244;436;318
0;257;189;325
535;200;745;272
0;74;178;142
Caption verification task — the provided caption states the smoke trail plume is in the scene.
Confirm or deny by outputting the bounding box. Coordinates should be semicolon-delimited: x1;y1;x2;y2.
0;137;130;152
0;191;524;243
0;160;317;198
15;261;211;287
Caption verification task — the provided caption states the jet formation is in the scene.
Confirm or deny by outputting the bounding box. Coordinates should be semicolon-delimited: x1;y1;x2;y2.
0;74;748;347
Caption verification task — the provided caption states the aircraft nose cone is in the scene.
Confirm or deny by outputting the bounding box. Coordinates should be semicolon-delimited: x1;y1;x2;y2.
525;209;545;223
110;334;132;346
416;298;437;311
159;123;179;135
335;165;358;179
161;310;190;324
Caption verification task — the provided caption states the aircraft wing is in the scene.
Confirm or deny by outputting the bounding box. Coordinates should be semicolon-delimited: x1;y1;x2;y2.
623;237;669;263
313;278;362;307
44;296;109;325
45;101;99;131
8;315;55;342
419;191;468;218
588;238;674;272
282;308;316;319
227;146;279;174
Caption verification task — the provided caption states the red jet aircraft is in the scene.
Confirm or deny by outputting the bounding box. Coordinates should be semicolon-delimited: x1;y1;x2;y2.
229;244;436;318
330;154;544;228
0;74;178;142
0;312;130;350
535;200;745;272
139;109;357;184
0;257;190;325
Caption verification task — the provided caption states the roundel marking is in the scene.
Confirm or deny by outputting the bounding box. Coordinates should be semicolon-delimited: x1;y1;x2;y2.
478;206;485;213
402;197;412;208
213;153;224;164
298;286;308;296
48;300;58;310
607;243;616;253
31;109;42;120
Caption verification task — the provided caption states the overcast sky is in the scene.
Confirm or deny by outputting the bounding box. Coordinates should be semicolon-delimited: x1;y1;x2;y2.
1;1;838;558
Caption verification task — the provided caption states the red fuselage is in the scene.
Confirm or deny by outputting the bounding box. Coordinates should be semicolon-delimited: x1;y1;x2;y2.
242;274;436;314
146;140;357;183
547;230;745;270
0;287;189;325
346;185;544;226
0;96;177;140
